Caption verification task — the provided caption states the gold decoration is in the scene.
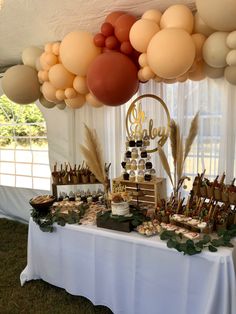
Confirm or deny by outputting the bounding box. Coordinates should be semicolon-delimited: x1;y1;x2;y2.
126;94;170;153
112;182;126;193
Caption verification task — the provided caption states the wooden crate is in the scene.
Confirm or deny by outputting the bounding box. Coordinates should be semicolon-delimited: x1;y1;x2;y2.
112;177;166;207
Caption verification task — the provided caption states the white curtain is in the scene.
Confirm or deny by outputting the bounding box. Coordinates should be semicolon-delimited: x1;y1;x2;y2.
1;78;236;221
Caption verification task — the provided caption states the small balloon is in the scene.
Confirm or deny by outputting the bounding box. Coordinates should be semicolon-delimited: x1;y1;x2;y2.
44;43;53;53
120;41;133;55
114;14;137;43
22;46;44;69
94;33;106;47
39;94;56;108
52;42;60;55
57;102;66;110
105;36;119;49
138;53;148;67
65;87;77;99
73;76;89;94
105;11;126;26
101;22;114;37
65;94;86;108
224;66;236;85
55;89;66;101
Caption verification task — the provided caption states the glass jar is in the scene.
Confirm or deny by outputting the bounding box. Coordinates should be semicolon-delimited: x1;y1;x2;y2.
138;159;145;170
150;169;156;180
143;136;150;147
131;148;138;159
125;151;131;158
137;170;145;182
144;170;151;181
146;161;153;169
125;160;131;170
129;170;136;182
131;159;137;170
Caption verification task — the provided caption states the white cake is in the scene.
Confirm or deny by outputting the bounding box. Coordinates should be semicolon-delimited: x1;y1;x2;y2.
111;201;130;216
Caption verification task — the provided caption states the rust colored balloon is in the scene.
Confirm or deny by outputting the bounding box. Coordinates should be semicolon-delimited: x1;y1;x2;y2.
120;41;133;55
87;52;139;106
94;33;106;47
115;14;137;43
105;36;119;49
101;22;114;37
105;11;126;26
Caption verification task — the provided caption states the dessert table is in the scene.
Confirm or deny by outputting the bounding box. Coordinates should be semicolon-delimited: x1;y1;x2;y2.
20;218;236;314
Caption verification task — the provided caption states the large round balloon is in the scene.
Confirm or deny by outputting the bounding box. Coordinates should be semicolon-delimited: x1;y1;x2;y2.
202;32;230;68
147;28;195;79
114;14;137;43
105;11;126;26
196;0;236;32
22;46;44;69
60;31;101;76
2;65;41;104
87;52;139;106
48;63;74;89
160;4;194;34
129;19;160;53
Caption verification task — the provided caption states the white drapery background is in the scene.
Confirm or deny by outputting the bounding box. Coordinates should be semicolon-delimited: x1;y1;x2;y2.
0;78;236;222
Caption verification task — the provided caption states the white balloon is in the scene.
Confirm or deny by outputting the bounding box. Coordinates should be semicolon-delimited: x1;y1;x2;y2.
22;46;44;69
203;32;230;68
226;50;236;66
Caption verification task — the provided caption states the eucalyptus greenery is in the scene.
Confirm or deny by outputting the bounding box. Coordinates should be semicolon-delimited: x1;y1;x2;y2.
31;204;89;232
160;224;236;255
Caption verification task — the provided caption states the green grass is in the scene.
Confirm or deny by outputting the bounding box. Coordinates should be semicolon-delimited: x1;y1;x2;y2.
0;218;113;314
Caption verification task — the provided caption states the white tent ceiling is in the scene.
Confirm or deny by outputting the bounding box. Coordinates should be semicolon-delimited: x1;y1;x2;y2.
0;0;196;69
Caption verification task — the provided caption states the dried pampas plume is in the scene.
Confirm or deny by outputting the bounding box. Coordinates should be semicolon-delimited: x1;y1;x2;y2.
80;124;106;185
158;145;173;186
184;111;199;161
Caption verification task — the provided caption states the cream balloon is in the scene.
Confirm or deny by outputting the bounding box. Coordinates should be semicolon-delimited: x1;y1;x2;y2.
55;90;66;101
138;53;148;67
39;95;56;108
147;28;195;79
56;102;66;110
203;32;230;68
2;65;41;104
65;88;77;99
204;64;224;78
73;76;89;94
129;19;160;53
224;66;236;85
196;0;236;32
226;31;236;49
193;12;215;37
86;93;103;108
142;9;162;24
192;33;206;61
60;31;101;76
35;57;42;71
41;81;57;103
160;4;194;34
188;61;206;81
138;69;147;82
65;94;85;108
141;66;155;81
22;46;44;69
226;50;236;66
48;63;74;89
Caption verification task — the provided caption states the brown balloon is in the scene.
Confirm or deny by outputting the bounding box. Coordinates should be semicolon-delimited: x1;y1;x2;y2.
114;14;137;43
105;11;126;27
87;52;139;106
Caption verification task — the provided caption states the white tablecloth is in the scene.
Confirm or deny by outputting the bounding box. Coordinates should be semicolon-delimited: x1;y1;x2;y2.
20;218;236;314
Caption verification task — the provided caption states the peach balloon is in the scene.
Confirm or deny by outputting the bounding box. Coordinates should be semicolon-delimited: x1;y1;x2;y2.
193;12;215;37
2;65;41;104
22;46;44;69
37;70;44;83
226;50;236;66
39;53;51;71
147;28;195;79
160;4;194;34
73;76;89;94
41;81;57;103
45;53;58;66
192;33;206;61
224;66;236;85
227;31;236;49
203;32;230;68
188;61;206;81
65;88;77;99
44;43;53;53
60;31;101;76
86;93;104;108
41;70;49;82
196;0;236;32
39;95;56;109
65;94;86;108
52;42;60;55
55;90;66;101
142;9;162;24
138;53;148;67
129;19;160;53
48;64;74;89
204;64;224;78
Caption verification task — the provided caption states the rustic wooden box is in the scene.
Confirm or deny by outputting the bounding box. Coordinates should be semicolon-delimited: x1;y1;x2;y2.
112;177;166;207
96;212;132;233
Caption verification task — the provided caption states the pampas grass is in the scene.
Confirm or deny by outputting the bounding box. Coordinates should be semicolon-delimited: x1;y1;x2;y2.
80;124;106;185
158;112;199;195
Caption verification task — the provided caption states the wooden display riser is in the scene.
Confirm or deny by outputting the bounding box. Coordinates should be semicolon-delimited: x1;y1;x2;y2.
112;177;166;207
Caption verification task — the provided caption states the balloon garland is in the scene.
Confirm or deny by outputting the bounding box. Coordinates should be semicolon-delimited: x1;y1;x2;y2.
2;1;236;109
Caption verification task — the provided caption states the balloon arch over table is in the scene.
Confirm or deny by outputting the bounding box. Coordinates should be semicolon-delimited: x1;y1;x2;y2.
2;1;236;110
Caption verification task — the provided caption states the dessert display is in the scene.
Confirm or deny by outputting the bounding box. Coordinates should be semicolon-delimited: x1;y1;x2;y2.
51;200;83;214
136;220;161;236
109;192;131;216
80;203;109;225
